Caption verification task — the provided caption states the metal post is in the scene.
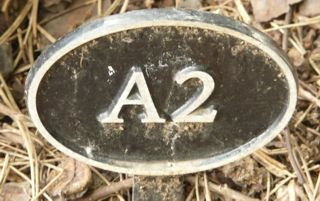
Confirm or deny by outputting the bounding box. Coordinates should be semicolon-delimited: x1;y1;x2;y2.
133;176;184;201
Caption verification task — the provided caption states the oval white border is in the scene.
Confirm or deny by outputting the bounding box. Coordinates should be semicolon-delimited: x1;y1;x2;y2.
27;17;297;175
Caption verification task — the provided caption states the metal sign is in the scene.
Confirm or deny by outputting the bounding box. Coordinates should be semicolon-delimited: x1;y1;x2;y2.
26;9;297;175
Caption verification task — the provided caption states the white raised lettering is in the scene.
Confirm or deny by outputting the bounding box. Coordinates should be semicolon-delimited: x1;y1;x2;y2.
98;67;165;123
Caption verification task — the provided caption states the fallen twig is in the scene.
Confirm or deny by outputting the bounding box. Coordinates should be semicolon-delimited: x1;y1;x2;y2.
299;87;320;108
0;0;33;44
76;178;134;201
284;130;305;184
186;176;259;201
282;7;292;51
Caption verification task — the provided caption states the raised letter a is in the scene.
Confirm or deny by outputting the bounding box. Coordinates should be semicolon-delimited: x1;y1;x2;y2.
97;67;165;123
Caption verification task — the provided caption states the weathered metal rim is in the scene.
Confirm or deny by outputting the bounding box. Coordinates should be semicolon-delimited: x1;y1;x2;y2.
26;9;297;175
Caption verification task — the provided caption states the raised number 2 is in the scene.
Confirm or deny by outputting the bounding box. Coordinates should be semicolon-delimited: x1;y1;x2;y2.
171;67;217;122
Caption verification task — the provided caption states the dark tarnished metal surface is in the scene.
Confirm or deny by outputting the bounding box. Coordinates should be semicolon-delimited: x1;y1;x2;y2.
26;8;297;175
133;176;184;201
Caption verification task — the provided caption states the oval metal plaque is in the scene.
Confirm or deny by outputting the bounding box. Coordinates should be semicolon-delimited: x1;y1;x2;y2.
26;9;297;175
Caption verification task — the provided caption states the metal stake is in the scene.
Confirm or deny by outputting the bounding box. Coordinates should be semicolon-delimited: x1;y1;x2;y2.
133;176;184;201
